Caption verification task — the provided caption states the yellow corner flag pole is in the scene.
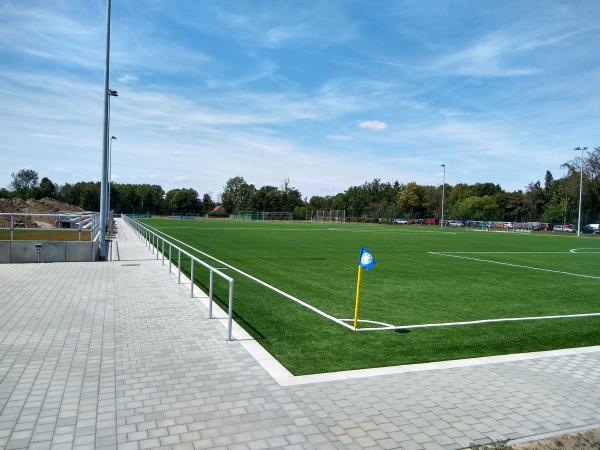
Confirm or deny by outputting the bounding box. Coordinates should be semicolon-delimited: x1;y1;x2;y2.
353;265;363;330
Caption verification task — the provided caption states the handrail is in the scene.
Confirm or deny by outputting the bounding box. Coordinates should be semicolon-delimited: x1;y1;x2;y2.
0;212;100;242
122;215;236;340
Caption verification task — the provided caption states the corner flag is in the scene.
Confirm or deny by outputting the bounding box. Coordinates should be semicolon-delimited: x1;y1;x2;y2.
354;248;376;329
359;248;376;270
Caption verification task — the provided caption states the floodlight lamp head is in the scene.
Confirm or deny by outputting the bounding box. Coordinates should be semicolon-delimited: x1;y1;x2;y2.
108;89;118;96
111;136;117;140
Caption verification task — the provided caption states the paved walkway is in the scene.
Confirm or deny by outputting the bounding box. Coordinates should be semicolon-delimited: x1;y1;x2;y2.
0;219;599;450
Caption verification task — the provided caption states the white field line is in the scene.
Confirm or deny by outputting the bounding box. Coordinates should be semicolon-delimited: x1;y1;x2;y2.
430;251;600;280
140;222;355;331
146;226;457;235
351;312;600;332
138;220;600;333
570;248;600;253
431;251;571;254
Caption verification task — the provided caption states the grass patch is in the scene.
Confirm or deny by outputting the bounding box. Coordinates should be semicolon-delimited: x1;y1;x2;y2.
140;218;600;375
0;229;92;241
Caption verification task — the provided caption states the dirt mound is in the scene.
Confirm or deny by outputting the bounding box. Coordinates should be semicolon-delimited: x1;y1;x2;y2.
0;198;83;228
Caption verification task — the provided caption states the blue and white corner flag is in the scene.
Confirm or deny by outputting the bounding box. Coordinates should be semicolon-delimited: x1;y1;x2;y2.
359;248;376;271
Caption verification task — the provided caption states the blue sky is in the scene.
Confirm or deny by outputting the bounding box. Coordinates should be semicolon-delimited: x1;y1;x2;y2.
1;0;599;198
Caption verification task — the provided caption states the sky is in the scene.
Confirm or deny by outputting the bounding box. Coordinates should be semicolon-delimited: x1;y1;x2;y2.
1;0;599;199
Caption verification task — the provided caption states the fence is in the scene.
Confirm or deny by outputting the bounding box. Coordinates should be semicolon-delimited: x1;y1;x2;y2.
0;212;100;241
123;215;236;340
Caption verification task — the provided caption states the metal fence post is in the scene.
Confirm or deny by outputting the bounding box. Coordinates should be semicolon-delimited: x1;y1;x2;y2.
161;239;165;265
169;243;172;273
78;217;81;241
227;280;234;341
177;250;181;284
156;234;159;259
208;269;214;319
10;215;14;241
190;260;194;297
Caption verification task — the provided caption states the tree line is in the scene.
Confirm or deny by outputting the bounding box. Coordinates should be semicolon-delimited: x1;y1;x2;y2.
1;170;215;215
2;146;599;224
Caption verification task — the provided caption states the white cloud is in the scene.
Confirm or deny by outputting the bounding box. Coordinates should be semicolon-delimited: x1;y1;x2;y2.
172;150;197;157
358;120;387;131
327;134;353;141
117;74;139;84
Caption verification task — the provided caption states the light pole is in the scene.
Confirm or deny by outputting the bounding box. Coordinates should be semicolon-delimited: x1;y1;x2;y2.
440;163;446;228
99;0;112;259
574;146;587;237
109;136;117;214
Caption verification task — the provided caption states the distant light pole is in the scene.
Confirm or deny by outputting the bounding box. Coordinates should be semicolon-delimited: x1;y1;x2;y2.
574;146;587;236
99;0;112;259
440;163;446;228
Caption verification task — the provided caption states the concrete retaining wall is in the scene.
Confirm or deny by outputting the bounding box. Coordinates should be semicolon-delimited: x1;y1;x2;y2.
0;239;100;263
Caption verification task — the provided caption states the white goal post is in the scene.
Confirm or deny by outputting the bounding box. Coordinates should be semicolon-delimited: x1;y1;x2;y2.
306;209;346;223
232;211;293;221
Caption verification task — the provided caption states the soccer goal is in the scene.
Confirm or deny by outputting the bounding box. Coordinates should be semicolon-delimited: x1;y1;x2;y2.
232;211;293;221
307;209;346;223
262;212;293;221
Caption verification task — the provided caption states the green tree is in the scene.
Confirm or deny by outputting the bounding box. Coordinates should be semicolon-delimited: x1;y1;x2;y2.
166;188;200;213
38;177;57;198
221;176;255;213
455;195;498;220
11;169;39;198
397;182;423;217
201;193;215;213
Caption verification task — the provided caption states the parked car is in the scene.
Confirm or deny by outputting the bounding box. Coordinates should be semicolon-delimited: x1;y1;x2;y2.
449;220;464;227
393;218;408;224
553;225;574;233
582;224;600;234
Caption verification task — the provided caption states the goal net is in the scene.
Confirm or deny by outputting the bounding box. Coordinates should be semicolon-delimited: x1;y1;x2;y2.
306;210;346;223
232;211;293;221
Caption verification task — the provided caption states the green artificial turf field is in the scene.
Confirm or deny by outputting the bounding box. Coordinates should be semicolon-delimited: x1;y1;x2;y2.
138;217;600;375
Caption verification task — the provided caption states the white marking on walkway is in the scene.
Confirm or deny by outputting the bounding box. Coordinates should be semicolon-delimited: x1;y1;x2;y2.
430;251;600;280
140;222;356;330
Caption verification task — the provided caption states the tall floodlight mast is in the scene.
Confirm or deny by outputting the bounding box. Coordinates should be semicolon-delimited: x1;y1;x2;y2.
99;0;112;259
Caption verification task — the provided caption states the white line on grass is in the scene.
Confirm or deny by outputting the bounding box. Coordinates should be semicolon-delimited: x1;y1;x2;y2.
137;220;600;333
148;226;457;235
141;222;356;331
430;252;600;280
430;251;571;254
349;312;600;332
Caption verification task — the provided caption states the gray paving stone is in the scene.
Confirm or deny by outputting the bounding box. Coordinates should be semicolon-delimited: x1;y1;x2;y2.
0;218;599;450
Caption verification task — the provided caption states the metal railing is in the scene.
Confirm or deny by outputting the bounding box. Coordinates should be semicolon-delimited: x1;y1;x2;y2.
123;215;236;340
0;212;100;241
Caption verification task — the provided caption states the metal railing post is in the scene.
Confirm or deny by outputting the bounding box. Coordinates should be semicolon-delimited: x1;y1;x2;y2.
208;269;214;319
227;280;234;341
78;218;81;241
125;219;236;342
177;250;181;284
190;259;194;297
10;215;13;241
